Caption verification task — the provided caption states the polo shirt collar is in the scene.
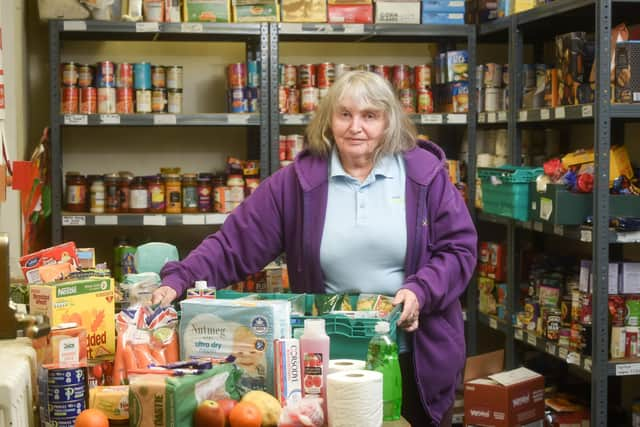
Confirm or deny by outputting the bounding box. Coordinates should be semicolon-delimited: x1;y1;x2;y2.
329;147;395;180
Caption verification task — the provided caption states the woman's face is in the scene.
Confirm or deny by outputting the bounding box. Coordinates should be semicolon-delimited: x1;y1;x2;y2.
331;95;387;164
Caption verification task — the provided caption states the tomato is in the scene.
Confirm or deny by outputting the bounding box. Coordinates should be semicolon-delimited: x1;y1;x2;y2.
229;401;262;427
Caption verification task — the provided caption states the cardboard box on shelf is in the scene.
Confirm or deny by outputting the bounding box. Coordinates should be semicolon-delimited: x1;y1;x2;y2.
375;2;421;24
183;0;232;22
281;0;327;22
421;0;465;12
233;2;280;21
328;4;373;23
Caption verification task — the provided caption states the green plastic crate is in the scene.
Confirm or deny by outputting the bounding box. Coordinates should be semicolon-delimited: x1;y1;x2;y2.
479;166;543;221
216;289;307;315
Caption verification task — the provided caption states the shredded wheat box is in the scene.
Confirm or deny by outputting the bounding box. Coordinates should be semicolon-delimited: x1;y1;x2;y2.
29;278;115;359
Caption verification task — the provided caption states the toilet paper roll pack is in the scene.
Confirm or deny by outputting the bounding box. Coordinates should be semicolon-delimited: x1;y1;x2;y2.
328;359;366;374
327;370;383;427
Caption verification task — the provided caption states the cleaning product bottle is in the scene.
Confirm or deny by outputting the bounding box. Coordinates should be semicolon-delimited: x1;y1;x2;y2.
300;318;330;415
366;320;402;421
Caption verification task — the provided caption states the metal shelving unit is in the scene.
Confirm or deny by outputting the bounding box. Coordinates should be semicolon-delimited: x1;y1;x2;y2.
48;21;271;244
269;22;480;353
478;0;640;423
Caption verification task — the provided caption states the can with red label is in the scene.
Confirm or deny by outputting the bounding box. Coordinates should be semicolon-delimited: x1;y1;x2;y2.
96;61;115;88
287;134;304;160
116;62;133;88
279;86;289;114
414;65;432;90
393;65;411;90
61;86;79;114
317;63;335;88
399;88;415;113
79;87;97;114
287;88;300;114
417;88;434;113
298;64;316;88
98;87;116;114
282;64;297;88
61;62;78;86
116;87;134;113
279;135;288;161
301;87;319;113
335;63;352;79
373;65;392;82
151;65;166;88
77;64;94;87
227;63;247;89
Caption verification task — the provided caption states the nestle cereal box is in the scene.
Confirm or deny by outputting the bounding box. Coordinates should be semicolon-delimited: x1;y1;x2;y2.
29;278;115;359
180;298;291;395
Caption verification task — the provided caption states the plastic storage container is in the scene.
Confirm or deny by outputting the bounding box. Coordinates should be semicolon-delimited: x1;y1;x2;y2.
478;165;543;221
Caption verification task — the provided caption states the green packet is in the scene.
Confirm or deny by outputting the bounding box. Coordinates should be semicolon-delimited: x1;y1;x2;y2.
313;294;353;315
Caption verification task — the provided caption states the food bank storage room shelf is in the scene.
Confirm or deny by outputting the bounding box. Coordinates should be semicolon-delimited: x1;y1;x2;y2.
281;113;468;126
61;213;229;227
60;114;261;127
276;23;473;41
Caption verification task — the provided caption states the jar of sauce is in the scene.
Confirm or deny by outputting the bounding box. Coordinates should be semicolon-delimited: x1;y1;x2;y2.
118;174;132;213
147;175;165;213
129;176;148;213
105;173;120;213
165;174;182;214
65;172;87;212
90;176;105;214
197;173;212;213
181;173;198;213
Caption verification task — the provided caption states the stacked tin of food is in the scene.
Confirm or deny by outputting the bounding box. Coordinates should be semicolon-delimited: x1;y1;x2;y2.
476;62;509;112
226;60;260;113
278;62;343;114
390;64;434;114
279;134;305;168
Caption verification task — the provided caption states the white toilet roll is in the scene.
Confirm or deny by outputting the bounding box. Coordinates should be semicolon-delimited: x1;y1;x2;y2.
327;370;383;427
328;359;366;374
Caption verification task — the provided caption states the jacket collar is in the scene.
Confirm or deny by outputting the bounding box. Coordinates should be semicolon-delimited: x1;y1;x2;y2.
294;138;446;191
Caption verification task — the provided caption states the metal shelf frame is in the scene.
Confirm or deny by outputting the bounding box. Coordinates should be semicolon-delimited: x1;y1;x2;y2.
49;21;271;244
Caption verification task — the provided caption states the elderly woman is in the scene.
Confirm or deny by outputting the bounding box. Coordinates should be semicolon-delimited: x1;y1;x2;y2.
153;71;477;426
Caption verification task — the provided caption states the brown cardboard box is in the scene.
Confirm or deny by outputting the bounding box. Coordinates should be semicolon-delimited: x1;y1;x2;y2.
464;367;545;427
327;4;373;23
281;0;327;22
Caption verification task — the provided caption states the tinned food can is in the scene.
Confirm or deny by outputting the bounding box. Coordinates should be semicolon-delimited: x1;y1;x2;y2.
301;87;319;113
247;60;260;88
282;64;297;88
116;87;135;114
79;87;97;114
167;89;183;113
133;62;152;90
414;65;432;90
61;86;79;114
317;62;335;89
393;65;412;90
116;62;134;88
287;88;300;114
61;62;78;86
166;65;184;90
417;88;434;114
227;63;247;89
398;88;415;113
245;87;259;113
546;308;561;341
228;88;247;113
152;88;167;113
484;63;503;88
151;65;166;89
298;64;316;88
96;61;115;88
98;87;116;114
373;65;391;82
136;89;152;113
278;86;289;114
77;64;94;87
334;63;352;79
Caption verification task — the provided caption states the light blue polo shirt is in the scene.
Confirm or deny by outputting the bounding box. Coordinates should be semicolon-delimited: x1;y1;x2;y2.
320;147;410;352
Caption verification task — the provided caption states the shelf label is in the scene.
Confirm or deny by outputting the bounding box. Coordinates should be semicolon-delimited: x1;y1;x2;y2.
205;214;228;225
227;114;250;125
136;22;159;32
567;352;581;366
527;333;537;346
421;114;443;124
553;224;564;236
515;329;523;341
498;111;507;122
487;112;497;123
580;229;592;242
283;23;303;33
62;216;86;226
582;105;593;117
477;113;486;123
558;347;569;360
181;23;203;33
100;114;120;125
540;109;550;120
143;215;166;226
519;110;528;121
554;106;566;119
462;311;467;321
282;114;305;125
546;342;556;355
584;357;592;372
64;115;88;126
489;318;498;329
154;114;177;125
63;21;87;31
615;363;640;376
344;24;365;33
534;222;543;232
447;114;466;124
95;215;118;225
182;214;206;225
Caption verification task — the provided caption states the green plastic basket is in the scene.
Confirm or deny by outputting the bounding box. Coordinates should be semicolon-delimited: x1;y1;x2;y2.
479;166;543;221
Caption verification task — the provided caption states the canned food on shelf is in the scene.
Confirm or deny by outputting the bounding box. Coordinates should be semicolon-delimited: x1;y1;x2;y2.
61;62;78;86
166;65;184;90
134;62;152;90
116;62;133;88
96;61;115;88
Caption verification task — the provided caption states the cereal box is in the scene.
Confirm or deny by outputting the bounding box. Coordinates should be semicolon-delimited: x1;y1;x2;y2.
29;278;116;359
180;298;291;394
446;50;469;83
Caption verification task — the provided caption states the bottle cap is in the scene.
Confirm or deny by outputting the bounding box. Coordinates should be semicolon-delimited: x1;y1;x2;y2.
194;280;208;290
375;321;390;334
304;318;325;336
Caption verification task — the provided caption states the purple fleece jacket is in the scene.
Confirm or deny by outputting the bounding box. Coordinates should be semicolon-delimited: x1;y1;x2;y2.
161;139;477;425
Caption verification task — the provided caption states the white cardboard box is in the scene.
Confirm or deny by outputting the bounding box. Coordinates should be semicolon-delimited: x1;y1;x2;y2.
621;263;640;294
375;1;421;23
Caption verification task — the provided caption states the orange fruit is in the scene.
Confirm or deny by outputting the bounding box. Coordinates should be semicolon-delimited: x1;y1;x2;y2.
75;409;109;427
229;401;262;427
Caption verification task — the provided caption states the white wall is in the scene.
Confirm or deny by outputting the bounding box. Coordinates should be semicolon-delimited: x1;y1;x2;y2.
0;0;27;279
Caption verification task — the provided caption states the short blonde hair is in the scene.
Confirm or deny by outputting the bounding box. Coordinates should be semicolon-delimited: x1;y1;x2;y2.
305;70;417;161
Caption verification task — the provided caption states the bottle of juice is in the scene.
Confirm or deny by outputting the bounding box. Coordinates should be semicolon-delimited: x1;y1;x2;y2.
300;319;330;416
366;320;402;421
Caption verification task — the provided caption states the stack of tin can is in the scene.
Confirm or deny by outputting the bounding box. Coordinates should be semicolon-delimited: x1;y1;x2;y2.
227;61;260;113
39;365;88;427
476;63;508;112
278;63;343;114
433;50;470;113
390;64;434;114
135;62;185;114
279;134;305;168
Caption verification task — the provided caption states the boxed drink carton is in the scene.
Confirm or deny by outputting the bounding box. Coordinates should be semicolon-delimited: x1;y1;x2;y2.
464;367;545;427
29;278;115;359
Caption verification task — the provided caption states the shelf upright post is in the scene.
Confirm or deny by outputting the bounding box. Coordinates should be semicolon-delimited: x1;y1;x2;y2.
253;23;271;180
592;0;612;424
49;20;63;244
465;26;478;356
269;23;280;176
505;16;523;370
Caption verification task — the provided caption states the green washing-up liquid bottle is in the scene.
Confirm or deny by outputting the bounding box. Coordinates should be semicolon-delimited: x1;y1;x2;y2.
366;320;402;421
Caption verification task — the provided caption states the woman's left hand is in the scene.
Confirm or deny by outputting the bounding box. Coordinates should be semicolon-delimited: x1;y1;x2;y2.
393;289;420;332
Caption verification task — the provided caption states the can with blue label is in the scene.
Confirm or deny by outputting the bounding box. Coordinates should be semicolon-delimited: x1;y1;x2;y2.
47;366;86;386
48;384;86;403
228;88;247;113
246;87;259;113
247;60;260;88
49;399;86;418
96;61;115;88
134;62;152;90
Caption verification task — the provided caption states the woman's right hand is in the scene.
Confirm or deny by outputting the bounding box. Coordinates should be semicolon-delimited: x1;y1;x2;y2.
151;285;178;307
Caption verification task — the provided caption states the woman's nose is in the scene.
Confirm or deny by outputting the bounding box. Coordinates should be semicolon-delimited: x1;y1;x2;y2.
349;117;362;133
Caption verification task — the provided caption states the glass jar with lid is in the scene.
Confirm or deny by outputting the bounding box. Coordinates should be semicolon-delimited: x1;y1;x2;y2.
105;173;120;213
65;172;87;212
129;176;148;213
147;175;165;213
197;173;212;213
118;172;133;213
181;173;198;213
165;174;182;214
90;176;105;214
